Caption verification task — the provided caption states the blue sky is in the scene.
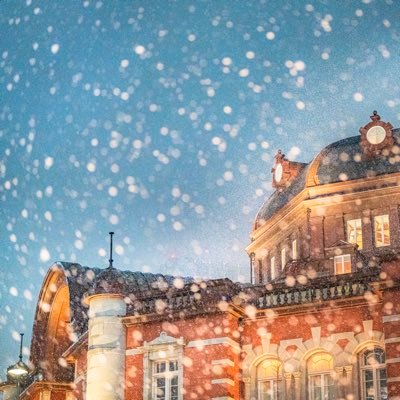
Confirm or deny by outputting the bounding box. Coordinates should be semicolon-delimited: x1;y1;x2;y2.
1;0;400;377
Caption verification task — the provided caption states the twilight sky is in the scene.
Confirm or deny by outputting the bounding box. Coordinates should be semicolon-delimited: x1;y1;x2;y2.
1;0;400;377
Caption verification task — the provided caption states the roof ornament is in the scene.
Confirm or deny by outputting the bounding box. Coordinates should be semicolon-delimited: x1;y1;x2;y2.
108;231;114;269
274;149;285;162
370;110;381;122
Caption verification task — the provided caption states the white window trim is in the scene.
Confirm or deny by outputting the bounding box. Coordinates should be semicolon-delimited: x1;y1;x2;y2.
308;371;334;400
292;239;297;260
346;218;363;249
334;254;351;275
281;248;286;271
374;214;390;247
142;332;184;400
258;377;279;399
360;348;387;400
270;256;276;280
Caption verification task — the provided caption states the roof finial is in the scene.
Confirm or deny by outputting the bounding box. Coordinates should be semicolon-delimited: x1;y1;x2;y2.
370;110;381;121
108;232;114;268
19;333;24;361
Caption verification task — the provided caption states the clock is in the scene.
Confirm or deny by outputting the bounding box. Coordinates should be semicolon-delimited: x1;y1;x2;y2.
359;111;393;157
274;163;283;183
366;126;386;145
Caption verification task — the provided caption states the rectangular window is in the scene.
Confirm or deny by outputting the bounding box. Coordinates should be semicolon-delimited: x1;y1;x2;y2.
281;248;286;270
292;239;297;260
334;254;351;275
270;257;276;280
152;360;179;400
347;219;363;249
309;374;334;400
374;215;390;247
258;379;278;400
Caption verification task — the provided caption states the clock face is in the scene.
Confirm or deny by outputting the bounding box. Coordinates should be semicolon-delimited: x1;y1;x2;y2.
366;126;386;145
274;163;283;183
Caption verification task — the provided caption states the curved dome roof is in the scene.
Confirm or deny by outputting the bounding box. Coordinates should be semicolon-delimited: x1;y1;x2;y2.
256;129;400;224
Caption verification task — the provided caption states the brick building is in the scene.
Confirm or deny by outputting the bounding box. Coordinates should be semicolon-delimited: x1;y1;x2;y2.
1;111;400;400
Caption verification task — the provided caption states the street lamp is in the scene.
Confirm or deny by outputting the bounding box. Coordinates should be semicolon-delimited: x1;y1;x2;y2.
7;333;29;381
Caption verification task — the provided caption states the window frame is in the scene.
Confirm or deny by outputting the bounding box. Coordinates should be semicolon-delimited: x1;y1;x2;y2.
307;352;335;400
334;254;352;275
360;347;387;400
346;218;363;249
281;248;286;271
142;332;184;400
374;214;390;248
256;358;282;400
292;239;297;260
270;256;276;280
152;360;179;400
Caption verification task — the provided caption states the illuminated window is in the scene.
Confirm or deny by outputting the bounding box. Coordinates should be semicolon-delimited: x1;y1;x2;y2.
292;239;297;260
257;359;282;400
334;254;351;275
360;348;387;400
307;353;334;400
270;257;276;280
281;248;286;270
347;219;363;249
152;360;179;400
374;215;390;247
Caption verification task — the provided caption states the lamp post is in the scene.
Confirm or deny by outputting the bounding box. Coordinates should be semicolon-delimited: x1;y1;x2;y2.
5;333;30;399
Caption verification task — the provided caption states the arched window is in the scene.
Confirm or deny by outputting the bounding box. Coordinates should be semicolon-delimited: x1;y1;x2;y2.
257;358;282;400
307;352;334;400
360;347;387;400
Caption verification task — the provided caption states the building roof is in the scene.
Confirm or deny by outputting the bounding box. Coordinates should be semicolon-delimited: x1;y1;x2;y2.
256;129;400;224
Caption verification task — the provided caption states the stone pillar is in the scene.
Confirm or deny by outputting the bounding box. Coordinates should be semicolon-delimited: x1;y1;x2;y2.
362;209;373;252
293;371;301;400
284;373;293;400
343;365;353;399
334;367;344;400
86;295;127;400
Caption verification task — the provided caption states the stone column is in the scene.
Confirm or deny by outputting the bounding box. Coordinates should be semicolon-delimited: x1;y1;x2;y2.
86;295;127;400
293;371;301;400
284;373;293;400
343;365;353;399
334;366;344;400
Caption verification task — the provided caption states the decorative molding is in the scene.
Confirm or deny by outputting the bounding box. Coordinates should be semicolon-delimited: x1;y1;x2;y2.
126;348;144;355
211;397;234;400
387;377;400;383
145;331;184;347
385;337;400;344
211;378;235;386
187;337;240;352
386;357;400;364
383;314;400;323
211;359;235;367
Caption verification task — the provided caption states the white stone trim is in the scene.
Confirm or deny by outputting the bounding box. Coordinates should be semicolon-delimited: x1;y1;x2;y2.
386;357;400;364
126;348;144;355
211;359;235;367
212;397;234;400
388;377;400;383
383;314;400;322
385;337;400;344
211;378;235;386
187;337;240;352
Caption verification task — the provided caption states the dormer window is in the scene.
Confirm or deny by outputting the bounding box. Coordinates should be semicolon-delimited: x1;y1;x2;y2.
374;215;390;247
346;219;363;249
334;255;351;275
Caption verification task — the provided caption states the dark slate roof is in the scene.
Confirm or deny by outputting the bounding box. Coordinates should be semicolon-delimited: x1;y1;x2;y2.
256;129;400;224
316;129;400;184
57;262;218;335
